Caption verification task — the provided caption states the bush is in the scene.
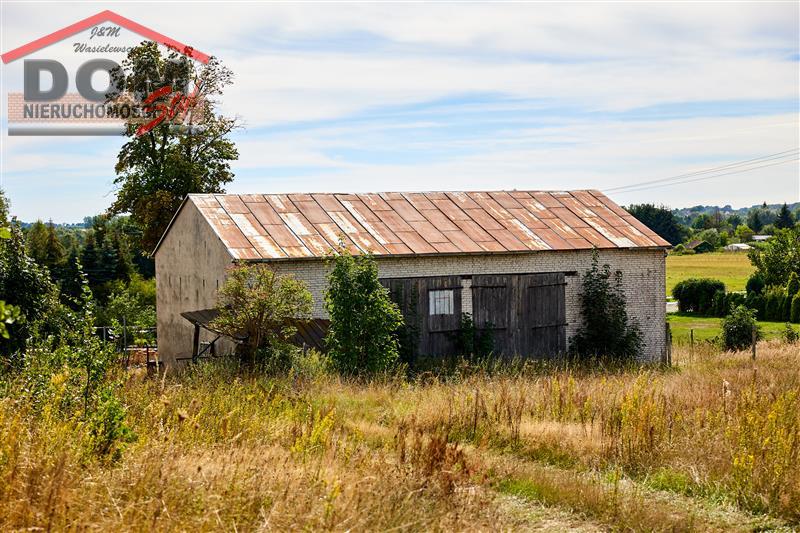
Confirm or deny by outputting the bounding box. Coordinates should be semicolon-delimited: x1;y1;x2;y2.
672;278;726;314
745;272;765;296
724;292;746;315
763;289;785;322
721;305;760;351
711;290;726;317
791;293;800;323
781;323;799;344
325;248;403;375
569;252;643;362
210;264;313;365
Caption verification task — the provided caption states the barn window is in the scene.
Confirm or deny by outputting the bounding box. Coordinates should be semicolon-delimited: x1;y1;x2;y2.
429;290;454;315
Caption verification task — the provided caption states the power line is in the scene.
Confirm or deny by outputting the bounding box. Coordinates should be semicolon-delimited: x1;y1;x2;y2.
608;157;799;195
604;148;799;193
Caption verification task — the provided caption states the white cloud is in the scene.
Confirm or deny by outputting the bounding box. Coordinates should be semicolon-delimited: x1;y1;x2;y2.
0;1;797;221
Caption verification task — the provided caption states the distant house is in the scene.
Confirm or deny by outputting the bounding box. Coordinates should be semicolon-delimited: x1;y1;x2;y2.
686;240;714;253
723;243;752;252
752;235;771;242
154;190;670;365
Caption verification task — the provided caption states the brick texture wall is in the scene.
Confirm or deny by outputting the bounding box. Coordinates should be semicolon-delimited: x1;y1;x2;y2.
266;248;667;362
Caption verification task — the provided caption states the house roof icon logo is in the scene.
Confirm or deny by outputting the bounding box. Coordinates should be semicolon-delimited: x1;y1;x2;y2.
1;9;209;64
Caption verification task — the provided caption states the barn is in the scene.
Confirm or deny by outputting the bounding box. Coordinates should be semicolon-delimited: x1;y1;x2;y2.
154;190;670;365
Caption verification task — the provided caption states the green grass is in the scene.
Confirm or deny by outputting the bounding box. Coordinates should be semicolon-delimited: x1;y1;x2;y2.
667;313;788;344
666;252;755;296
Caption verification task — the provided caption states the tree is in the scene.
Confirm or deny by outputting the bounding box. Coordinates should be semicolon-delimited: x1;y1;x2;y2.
735;224;754;242
748;228;800;287
569;251;643;362
776;203;794;230
108;42;239;251
324;248;403;375
210;264;312;364
748;209;764;233
692;213;715;230
625;204;688;246
26;220;65;272
0;225;59;361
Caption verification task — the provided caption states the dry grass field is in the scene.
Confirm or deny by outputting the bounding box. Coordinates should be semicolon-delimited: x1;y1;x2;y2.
2;342;799;531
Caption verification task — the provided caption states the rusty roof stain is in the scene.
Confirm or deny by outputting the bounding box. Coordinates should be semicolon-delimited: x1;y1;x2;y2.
161;190;669;259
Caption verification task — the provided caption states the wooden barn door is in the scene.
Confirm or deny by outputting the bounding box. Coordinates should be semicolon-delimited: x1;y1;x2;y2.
382;275;461;357
471;275;512;354
473;273;566;358
524;273;567;357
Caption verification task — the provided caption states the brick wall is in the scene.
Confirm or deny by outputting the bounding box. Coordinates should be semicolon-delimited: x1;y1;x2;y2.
267;248;667;362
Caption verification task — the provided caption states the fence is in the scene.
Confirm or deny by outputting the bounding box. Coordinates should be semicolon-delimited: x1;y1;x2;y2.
95;323;157;367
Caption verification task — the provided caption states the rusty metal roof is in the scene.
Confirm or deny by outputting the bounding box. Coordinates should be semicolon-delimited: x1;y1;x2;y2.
167;190;669;260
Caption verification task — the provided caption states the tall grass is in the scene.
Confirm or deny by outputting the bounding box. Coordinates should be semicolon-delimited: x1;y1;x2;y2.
1;342;798;530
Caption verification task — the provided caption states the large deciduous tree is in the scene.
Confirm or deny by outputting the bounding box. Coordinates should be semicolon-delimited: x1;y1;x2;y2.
108;42;239;251
625;204;687;246
748;228;800;287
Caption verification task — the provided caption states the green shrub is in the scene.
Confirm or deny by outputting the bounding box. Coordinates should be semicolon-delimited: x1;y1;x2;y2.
745;292;766;320
721;305;760;351
672;278;726;314
791;293;800;323
325;247;403;375
210;263;313;365
763;289;785;322
781;323;799;344
711;290;726;317
746;272;765;296
724;292;745;314
569;252;643;362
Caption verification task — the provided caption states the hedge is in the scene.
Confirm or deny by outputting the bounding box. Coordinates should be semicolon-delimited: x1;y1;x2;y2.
672;278;726;314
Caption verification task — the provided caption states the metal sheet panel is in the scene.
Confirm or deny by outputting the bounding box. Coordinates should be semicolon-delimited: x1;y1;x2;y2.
187;190;667;260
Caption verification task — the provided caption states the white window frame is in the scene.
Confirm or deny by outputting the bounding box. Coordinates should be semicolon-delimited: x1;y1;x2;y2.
429;289;455;316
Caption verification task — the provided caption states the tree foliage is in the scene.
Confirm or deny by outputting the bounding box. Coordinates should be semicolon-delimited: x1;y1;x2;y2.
775;203;794;230
324;248;403;375
210;264;312;364
0;225;59;362
108;42;239;251
626;204;687;245
748;228;800;287
569;252;643;362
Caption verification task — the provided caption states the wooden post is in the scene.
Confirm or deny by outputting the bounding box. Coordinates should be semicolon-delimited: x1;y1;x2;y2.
690;329;694;363
192;324;200;363
751;325;757;361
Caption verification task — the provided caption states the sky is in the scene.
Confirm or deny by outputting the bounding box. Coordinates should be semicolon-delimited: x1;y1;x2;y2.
1;1;798;223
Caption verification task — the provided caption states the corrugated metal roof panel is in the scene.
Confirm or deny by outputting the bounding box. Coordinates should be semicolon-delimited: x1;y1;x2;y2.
184;190;668;260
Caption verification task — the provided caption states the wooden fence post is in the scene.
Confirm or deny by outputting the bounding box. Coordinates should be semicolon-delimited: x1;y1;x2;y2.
690;329;694;363
751;325;757;361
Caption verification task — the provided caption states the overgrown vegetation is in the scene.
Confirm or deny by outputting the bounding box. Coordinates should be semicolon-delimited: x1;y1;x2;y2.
570;252;643;362
324;247;403;375
210;263;312;365
1;342;798;530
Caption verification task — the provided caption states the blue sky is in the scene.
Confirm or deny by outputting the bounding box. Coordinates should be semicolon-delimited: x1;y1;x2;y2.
1;1;798;222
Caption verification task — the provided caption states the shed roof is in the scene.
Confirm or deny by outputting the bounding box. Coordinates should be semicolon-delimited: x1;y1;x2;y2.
156;190;669;260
